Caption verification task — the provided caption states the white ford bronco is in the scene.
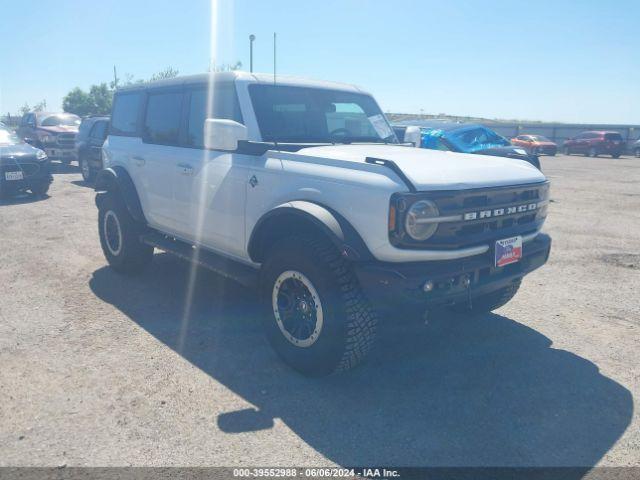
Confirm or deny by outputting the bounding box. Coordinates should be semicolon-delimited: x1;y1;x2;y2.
96;72;551;376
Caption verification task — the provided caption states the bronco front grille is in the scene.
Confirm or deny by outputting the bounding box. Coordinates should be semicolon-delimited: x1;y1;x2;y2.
393;182;549;250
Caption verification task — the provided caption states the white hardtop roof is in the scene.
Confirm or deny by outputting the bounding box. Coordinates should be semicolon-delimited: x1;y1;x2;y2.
117;71;368;95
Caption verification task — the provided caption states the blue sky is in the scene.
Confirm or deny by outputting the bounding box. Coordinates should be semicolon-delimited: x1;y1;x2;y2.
1;0;638;123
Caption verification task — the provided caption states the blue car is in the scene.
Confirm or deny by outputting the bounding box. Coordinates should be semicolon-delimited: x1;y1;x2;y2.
393;121;541;170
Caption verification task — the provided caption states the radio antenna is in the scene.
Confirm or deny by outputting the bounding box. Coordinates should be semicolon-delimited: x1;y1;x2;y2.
273;32;279;150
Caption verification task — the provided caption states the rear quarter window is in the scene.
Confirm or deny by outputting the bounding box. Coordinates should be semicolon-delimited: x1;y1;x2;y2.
111;92;142;136
604;133;623;141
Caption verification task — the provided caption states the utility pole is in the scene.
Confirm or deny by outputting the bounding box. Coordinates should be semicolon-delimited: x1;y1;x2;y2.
113;65;118;89
249;34;255;73
273;32;277;84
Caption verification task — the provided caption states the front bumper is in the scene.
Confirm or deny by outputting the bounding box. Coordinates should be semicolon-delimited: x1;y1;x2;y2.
0;161;53;194
354;233;551;309
44;146;76;161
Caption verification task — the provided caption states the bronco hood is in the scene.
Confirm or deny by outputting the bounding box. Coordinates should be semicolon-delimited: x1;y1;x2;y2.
291;144;546;191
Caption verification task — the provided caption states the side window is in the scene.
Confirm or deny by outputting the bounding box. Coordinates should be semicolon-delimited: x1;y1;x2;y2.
143;91;183;145
90;121;108;140
185;84;243;148
111;92;142;136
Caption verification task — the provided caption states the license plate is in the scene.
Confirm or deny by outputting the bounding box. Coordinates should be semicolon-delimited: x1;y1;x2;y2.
495;236;522;267
5;171;24;181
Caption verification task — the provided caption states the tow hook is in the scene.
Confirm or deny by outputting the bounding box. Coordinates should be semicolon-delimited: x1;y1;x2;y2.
461;274;472;309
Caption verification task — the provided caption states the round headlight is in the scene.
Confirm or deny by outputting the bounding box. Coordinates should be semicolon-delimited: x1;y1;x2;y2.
405;200;440;241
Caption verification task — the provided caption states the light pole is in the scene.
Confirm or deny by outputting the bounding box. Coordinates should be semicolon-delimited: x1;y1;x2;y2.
249;34;256;73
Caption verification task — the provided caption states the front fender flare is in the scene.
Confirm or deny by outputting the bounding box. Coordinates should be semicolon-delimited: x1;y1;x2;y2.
248;201;373;263
94;166;146;224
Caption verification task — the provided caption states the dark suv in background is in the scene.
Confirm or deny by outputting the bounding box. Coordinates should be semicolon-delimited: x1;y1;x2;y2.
16;112;81;164
75;116;109;182
563;131;625;158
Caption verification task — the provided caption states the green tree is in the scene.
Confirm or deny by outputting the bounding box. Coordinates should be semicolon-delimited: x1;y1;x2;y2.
149;67;179;82
20;103;30;115
62;83;113;116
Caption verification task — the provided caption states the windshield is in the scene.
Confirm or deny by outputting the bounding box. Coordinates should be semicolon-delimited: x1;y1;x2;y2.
40;114;81;127
446;126;510;153
249;85;397;144
0;127;22;146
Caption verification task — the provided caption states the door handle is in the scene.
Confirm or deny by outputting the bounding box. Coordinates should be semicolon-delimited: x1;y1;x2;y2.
132;156;145;166
177;163;194;176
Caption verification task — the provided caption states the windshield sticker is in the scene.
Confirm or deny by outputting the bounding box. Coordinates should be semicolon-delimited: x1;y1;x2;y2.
368;114;393;140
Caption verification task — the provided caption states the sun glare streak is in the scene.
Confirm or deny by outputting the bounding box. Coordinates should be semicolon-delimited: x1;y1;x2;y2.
177;0;222;354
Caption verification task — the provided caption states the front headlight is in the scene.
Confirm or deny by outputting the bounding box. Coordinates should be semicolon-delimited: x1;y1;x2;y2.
36;149;48;160
404;199;440;241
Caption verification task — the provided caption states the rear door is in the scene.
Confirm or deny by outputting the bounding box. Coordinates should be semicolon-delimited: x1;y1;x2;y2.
139;89;187;234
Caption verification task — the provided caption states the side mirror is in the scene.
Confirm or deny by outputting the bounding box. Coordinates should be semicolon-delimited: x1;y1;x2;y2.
24;138;36;146
403;126;421;147
204;119;247;151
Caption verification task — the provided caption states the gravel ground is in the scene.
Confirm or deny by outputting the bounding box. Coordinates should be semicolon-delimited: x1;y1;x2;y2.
0;154;638;468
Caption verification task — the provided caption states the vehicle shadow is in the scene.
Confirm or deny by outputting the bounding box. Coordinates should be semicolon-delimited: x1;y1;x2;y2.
50;161;79;174
89;254;633;469
0;192;49;206
70;180;94;189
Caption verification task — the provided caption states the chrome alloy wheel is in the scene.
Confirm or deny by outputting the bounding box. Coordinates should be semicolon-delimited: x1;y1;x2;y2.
272;270;324;348
103;210;123;256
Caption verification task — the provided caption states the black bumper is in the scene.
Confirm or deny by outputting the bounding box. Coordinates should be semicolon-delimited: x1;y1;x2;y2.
0;162;53;194
354;234;551;309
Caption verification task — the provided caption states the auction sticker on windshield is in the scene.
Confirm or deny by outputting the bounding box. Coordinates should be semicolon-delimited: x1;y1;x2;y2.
368;114;393;140
495;236;522;267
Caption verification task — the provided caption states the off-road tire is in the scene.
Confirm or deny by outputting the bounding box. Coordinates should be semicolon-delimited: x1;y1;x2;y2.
259;235;378;376
79;154;95;183
30;181;50;197
97;192;153;274
452;279;522;316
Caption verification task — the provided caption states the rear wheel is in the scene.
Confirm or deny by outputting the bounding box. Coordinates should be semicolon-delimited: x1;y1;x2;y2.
97;192;153;274
452;280;521;316
260;235;377;376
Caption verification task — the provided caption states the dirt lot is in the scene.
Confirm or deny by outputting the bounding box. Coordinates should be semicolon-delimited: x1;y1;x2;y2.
0;154;639;468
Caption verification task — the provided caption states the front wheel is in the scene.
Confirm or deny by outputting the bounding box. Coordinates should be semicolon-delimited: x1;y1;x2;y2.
260;235;377;376
30;180;50;197
97;192;153;274
452;280;521;316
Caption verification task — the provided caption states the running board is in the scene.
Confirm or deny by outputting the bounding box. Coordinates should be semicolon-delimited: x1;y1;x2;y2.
141;232;258;288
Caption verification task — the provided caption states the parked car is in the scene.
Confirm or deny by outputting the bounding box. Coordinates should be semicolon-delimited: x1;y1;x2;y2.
394;121;541;170
0;126;52;198
76;116;109;182
632;138;640;158
511;135;557;156
16;112;80;164
96;72;550;376
563;131;624;158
